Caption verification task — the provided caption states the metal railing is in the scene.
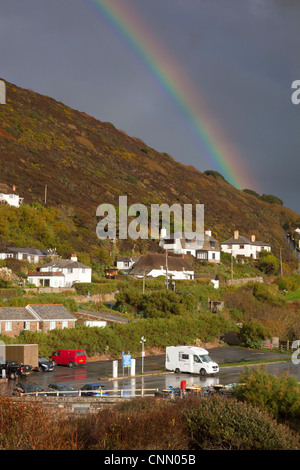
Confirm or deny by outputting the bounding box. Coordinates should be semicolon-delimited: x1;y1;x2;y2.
14;388;160;398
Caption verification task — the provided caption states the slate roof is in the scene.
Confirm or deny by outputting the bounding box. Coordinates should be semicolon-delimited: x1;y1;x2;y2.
0;247;53;256
161;233;220;251
41;259;91;270
0;304;76;321
221;235;270;246
0;307;35;321
28;304;76;321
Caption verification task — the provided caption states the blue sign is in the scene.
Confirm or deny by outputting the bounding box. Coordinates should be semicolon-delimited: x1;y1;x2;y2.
122;354;131;368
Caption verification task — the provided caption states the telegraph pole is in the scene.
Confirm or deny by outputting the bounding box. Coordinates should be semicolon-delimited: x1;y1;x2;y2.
166;251;169;289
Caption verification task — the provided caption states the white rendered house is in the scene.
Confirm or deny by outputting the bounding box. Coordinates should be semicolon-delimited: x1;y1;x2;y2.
159;228;220;263
28;254;92;288
0;247;56;264
221;230;271;259
0;184;23;208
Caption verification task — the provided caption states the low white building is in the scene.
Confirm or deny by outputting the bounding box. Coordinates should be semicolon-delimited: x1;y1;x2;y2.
116;257;140;272
129;253;194;280
221;230;271;259
159;229;220;263
0;184;23;208
28;254;92;288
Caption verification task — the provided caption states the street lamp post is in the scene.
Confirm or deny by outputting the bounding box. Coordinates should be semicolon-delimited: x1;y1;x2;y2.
140;336;146;374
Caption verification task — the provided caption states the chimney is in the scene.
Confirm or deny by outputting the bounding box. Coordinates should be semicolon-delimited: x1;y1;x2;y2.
71;253;77;262
251;234;256;243
160;227;167;239
234;230;239;240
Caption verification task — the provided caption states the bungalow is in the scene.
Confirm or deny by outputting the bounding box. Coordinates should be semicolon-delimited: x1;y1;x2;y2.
28;254;92;288
0;247;56;264
221;230;271;259
129;253;194;280
159;229;220;263
0;183;23;208
0;304;76;337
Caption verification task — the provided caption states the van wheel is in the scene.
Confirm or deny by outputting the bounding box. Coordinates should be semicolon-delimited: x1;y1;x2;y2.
200;368;206;376
175;368;180;374
68;362;74;367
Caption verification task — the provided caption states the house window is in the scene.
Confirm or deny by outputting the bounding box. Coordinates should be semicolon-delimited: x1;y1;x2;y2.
5;322;12;331
82;269;85;273
24;321;30;330
68;268;73;273
62;321;68;329
197;251;208;260
49;321;56;330
239;245;244;249
212;253;216;260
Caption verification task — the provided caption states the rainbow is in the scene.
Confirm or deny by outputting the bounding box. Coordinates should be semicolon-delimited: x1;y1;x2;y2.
85;0;254;190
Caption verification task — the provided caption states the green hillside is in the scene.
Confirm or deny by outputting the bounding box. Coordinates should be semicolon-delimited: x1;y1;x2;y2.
0;79;299;261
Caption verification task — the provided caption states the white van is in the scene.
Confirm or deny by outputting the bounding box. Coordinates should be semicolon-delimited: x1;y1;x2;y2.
165;346;219;376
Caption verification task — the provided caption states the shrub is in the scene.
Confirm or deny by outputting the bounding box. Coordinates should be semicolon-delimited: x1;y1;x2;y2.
234;366;300;430
76;398;190;450
0;396;78;450
185;395;299;450
277;274;300;292
237;319;269;349
257;253;280;274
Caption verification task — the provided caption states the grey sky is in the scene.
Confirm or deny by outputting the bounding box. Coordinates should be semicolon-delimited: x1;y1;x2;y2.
0;0;299;212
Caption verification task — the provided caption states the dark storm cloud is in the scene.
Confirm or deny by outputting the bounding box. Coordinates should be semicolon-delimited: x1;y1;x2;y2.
0;0;299;212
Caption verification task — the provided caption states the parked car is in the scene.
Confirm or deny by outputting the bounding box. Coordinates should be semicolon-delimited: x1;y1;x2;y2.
50;349;87;367
13;382;47;396
0;360;32;380
36;357;55;372
80;383;109;397
46;383;79;396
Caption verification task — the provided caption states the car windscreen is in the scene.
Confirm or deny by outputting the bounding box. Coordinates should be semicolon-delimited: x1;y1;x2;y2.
200;355;212;363
76;351;86;356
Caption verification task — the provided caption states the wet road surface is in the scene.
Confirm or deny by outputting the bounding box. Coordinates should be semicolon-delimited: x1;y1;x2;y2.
12;346;299;394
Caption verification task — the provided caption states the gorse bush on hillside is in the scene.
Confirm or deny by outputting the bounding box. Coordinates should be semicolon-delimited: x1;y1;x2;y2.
237;319;270;349
277;274;300;292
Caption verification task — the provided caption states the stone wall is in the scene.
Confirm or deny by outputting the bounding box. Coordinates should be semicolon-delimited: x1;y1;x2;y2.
11;396;122;418
226;276;264;286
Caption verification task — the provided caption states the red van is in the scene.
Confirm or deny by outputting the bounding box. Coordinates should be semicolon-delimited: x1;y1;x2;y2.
51;349;87;367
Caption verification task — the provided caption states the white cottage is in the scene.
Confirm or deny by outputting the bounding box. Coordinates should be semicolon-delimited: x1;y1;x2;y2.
0;247;56;264
221;230;271;259
159;229;220;263
28;254;92;288
0;184;23;208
